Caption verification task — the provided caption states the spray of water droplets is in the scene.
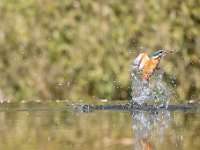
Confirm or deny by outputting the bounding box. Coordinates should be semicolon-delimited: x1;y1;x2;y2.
130;64;172;105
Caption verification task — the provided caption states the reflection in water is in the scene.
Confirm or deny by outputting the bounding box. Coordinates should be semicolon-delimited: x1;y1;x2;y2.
131;111;171;150
0;102;199;150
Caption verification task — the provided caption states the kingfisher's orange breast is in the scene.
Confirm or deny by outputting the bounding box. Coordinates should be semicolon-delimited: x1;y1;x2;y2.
142;58;160;81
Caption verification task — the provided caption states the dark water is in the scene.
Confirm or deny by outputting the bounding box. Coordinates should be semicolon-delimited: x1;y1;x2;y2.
0;101;199;150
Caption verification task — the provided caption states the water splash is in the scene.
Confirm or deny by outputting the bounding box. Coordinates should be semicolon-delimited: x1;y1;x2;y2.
130;65;171;105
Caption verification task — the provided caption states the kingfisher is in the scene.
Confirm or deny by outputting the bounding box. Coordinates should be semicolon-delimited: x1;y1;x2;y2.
132;50;174;82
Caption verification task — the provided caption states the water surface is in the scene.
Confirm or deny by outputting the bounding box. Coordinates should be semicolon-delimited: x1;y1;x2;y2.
0;101;199;150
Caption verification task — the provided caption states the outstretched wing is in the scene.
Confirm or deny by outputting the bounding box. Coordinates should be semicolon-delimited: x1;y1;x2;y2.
132;53;149;71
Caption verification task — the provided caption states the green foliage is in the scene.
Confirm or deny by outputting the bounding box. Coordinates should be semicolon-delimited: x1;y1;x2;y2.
0;0;199;101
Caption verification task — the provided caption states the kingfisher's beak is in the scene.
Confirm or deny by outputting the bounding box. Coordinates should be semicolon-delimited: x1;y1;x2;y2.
164;50;174;54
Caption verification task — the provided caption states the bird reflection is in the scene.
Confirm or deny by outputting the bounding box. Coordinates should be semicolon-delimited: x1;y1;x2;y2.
131;110;171;150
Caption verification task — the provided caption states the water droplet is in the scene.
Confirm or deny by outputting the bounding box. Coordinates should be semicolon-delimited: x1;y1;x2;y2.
130;64;171;105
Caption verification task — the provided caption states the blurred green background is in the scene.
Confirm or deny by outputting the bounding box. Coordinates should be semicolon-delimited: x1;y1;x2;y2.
0;0;199;101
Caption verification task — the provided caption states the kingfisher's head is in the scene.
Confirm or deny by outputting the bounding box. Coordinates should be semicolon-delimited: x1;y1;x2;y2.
150;50;174;59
